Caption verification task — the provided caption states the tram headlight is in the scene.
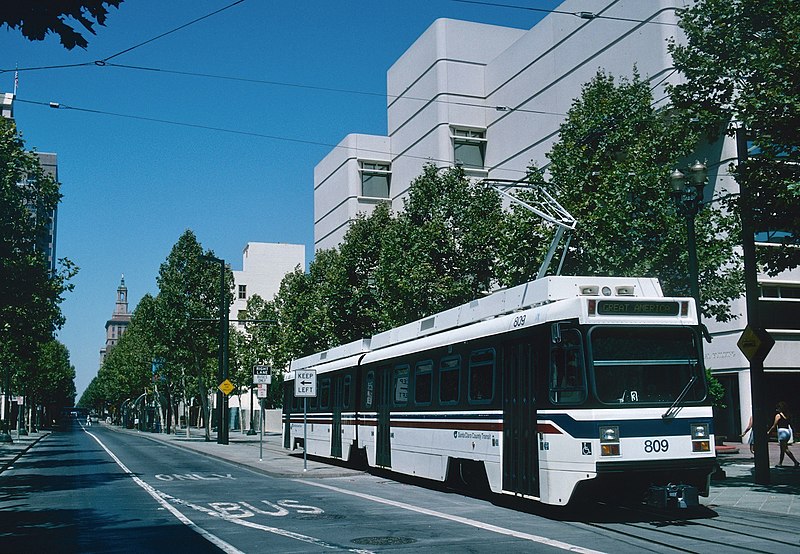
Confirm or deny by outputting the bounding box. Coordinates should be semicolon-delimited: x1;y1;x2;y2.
600;425;620;456
691;422;711;452
600;425;619;443
690;423;709;439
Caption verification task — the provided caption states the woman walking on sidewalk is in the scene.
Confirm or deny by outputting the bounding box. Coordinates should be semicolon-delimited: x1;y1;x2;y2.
767;401;799;468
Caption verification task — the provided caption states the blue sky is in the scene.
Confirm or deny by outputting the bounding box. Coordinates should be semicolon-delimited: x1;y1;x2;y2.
1;0;560;398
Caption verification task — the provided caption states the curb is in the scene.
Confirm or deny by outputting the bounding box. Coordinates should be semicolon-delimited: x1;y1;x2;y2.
0;432;51;474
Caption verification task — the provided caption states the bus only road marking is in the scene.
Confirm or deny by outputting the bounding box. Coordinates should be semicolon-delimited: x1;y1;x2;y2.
296;479;606;554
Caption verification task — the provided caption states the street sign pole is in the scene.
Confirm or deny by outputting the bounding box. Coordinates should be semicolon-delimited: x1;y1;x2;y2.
293;369;317;472
260;399;264;462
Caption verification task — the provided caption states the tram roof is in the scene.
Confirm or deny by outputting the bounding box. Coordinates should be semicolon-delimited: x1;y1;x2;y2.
290;276;663;372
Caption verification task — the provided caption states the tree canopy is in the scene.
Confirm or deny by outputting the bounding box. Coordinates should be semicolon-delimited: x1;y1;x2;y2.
669;0;800;274
512;71;742;321
1;1;123;49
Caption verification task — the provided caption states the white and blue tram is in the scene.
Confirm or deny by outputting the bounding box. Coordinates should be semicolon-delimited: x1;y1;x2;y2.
283;276;716;506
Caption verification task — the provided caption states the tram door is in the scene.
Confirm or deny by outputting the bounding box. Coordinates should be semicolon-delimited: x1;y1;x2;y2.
502;339;539;497
331;376;343;458
375;366;392;468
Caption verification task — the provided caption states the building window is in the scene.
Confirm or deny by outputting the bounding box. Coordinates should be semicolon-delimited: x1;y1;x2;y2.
452;128;486;169
760;284;800;299
359;161;391;198
238;284;247;300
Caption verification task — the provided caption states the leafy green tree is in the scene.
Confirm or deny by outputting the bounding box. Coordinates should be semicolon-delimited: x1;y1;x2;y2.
376;165;503;327
156;230;233;439
1;1;123;49
1;117;76;431
501;71;742;322
29;339;75;428
669;0;800;274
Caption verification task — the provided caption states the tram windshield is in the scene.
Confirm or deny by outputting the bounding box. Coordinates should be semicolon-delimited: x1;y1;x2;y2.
589;327;706;405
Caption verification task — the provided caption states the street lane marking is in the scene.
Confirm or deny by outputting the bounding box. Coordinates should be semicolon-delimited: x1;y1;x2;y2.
82;427;244;554
296;479;606;554
162;494;373;553
83;426;370;553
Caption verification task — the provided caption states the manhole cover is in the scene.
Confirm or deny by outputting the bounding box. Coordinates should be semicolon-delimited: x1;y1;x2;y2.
351;537;417;546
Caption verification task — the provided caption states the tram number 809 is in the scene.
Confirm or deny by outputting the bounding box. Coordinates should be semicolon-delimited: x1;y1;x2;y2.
644;439;669;453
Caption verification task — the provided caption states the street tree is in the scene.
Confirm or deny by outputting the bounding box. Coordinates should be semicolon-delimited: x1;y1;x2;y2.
669;0;800;274
501;71;741;321
29;339;75;428
156;230;233;440
1;1;123;49
376;165;503;327
1;117;77;431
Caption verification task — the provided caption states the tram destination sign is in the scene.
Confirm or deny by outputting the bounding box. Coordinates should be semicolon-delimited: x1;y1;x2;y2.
597;300;680;316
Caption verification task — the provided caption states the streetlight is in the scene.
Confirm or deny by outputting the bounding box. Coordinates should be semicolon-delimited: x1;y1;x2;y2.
200;254;229;445
669;160;709;329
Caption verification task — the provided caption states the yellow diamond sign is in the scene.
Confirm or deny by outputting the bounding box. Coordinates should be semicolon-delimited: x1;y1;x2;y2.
737;326;775;363
218;379;235;396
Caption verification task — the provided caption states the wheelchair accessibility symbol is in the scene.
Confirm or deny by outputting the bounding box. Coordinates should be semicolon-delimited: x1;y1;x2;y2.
582;442;592;456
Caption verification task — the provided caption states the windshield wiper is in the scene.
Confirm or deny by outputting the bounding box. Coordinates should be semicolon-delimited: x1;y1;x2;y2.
662;375;698;419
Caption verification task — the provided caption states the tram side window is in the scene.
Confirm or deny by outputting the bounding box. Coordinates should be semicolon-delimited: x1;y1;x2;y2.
415;360;433;405
549;329;587;404
439;356;461;405
469;349;495;404
393;365;409;406
319;378;331;409
365;371;375;409
343;375;352;409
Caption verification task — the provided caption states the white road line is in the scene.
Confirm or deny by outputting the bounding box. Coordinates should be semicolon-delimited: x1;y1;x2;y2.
82;427;244;554
161;493;374;554
83;426;372;553
296;479;606;554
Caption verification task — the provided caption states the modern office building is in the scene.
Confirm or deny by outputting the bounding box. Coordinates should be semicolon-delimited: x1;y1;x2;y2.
1;92;59;272
313;1;799;439
230;242;306;328
99;276;132;364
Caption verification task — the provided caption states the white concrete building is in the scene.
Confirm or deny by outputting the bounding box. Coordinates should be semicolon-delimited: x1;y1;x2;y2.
229;242;305;326
313;1;800;441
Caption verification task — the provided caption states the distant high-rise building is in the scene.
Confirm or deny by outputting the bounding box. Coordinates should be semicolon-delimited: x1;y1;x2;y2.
2;92;59;272
100;276;132;364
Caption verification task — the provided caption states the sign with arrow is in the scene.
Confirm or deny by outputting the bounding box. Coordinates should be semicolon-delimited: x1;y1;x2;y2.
294;370;317;398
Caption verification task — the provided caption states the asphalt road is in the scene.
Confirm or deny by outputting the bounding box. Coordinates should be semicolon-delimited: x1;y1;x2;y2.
2;419;799;553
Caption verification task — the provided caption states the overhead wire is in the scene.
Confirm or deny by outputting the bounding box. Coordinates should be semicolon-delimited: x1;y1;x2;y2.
449;0;680;26
7;1;687;180
15;97;484;173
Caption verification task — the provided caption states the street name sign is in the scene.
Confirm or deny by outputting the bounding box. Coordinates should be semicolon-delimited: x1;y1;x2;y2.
253;365;272;385
295;370;317;397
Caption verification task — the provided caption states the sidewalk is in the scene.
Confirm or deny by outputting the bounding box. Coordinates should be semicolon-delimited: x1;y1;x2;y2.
0;430;51;472
707;439;800;515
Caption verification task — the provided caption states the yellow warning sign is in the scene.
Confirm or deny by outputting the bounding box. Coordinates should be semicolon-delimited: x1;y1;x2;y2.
218;379;235;396
736;326;774;363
